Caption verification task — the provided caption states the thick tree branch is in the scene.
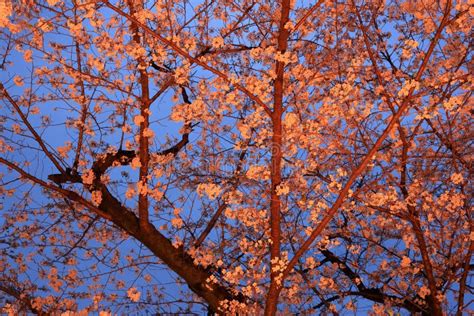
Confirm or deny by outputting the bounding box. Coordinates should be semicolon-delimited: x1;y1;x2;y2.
264;0;292;314
0;156;246;313
95;183;246;312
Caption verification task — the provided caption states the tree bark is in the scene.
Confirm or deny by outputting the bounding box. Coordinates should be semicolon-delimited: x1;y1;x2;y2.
264;0;291;314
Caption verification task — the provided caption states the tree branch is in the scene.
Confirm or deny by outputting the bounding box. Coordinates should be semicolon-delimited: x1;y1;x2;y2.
102;0;272;117
0;156;246;313
0;283;46;316
0;83;65;174
281;0;452;285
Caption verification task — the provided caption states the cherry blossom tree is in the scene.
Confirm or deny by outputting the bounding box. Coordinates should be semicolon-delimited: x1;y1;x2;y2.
0;0;472;314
